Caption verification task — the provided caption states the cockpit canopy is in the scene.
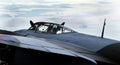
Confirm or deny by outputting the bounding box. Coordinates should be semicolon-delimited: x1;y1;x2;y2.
28;21;75;34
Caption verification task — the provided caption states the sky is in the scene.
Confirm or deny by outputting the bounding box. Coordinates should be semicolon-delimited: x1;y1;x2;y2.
0;0;120;40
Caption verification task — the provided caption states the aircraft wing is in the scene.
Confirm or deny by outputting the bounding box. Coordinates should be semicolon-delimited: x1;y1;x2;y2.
0;34;115;65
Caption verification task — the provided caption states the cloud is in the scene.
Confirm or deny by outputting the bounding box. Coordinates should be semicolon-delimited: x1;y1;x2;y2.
1;3;73;17
0;0;118;21
52;4;72;8
44;0;97;4
86;10;110;16
0;14;11;17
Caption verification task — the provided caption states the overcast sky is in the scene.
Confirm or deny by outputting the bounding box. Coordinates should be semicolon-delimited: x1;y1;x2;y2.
0;0;120;40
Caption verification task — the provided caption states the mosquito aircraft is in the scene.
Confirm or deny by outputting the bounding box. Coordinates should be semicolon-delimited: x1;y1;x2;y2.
0;20;120;65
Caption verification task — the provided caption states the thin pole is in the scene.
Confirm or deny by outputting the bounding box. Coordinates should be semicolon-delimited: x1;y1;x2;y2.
101;19;106;38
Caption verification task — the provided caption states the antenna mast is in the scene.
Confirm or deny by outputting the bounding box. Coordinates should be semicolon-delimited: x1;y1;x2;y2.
101;18;106;38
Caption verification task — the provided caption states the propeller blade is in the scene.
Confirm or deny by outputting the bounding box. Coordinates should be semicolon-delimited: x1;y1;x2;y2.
29;20;36;30
61;22;65;25
30;20;35;27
